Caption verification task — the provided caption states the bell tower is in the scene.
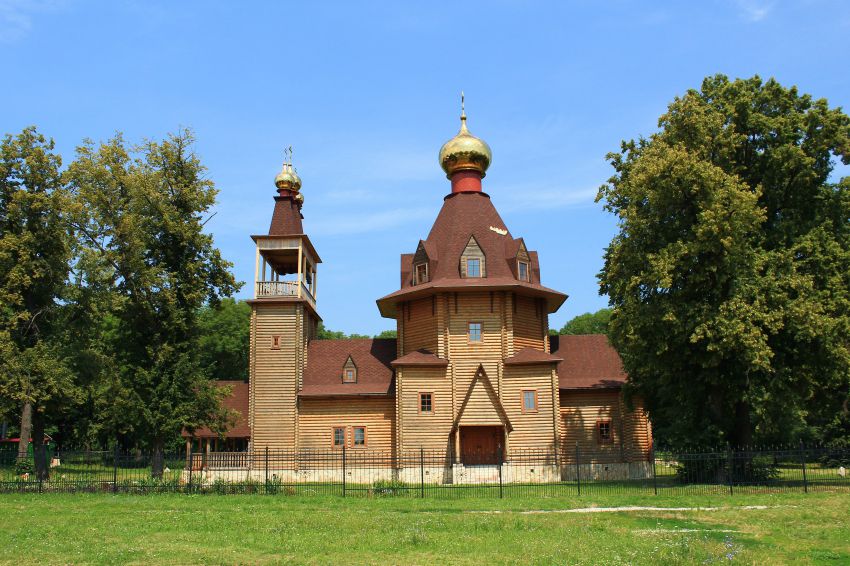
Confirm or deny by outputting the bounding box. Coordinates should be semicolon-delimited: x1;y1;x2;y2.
248;150;321;452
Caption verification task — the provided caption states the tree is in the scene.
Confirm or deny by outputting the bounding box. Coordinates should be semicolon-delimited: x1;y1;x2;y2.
67;129;240;474
198;298;251;381
375;329;397;339
555;309;612;336
0;127;77;478
598;75;850;447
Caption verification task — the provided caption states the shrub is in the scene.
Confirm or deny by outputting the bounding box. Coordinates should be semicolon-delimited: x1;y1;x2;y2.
370;479;408;497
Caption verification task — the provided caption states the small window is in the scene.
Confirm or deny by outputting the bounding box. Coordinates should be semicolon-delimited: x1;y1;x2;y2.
419;392;433;414
522;390;538;413
271;335;281;350
466;258;481;278
353;427;366;446
332;427;345;447
342;355;357;383
518;261;529;281
468;322;482;342
415;263;429;285
597;420;612;443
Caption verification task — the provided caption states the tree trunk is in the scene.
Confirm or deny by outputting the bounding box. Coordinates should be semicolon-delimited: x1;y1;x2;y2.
16;401;32;463
31;411;49;481
732;401;753;448
151;438;165;479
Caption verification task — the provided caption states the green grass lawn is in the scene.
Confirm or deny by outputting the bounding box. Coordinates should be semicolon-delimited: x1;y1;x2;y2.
0;491;848;565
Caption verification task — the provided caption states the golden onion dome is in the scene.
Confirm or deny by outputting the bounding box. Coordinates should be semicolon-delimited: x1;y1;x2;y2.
274;163;302;192
294;192;304;206
439;112;492;179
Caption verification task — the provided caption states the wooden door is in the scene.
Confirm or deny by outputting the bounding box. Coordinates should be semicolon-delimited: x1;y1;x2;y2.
460;426;503;465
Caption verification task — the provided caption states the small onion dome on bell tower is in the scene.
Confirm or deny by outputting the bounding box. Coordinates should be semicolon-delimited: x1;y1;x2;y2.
438;92;492;181
274;162;302;193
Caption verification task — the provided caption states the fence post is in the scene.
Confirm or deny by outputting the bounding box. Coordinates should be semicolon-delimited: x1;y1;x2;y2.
651;440;657;496
420;447;425;498
342;446;347;498
113;444;119;494
498;449;503;499
800;440;808;494
264;446;269;494
726;443;734;496
575;441;581;496
187;443;193;495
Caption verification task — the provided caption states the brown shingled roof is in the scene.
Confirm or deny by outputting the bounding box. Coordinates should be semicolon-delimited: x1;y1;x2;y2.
376;192;567;317
391;349;449;367
183;380;250;438
551;334;628;390
300;338;396;396
269;195;303;235
503;347;563;365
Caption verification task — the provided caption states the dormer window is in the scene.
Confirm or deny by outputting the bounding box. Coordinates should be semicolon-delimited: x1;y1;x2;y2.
518;261;529;281
460;236;485;278
415;262;429;285
342;355;357;383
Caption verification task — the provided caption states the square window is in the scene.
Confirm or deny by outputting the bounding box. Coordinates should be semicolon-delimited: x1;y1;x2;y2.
419;393;433;414
468;322;482;342
466;258;481;277
522;390;538;412
598;421;612;443
332;427;345;447
343;369;356;383
518;261;529;281
353;427;366;446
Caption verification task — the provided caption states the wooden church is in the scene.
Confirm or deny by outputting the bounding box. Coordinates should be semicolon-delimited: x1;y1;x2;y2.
202;105;652;477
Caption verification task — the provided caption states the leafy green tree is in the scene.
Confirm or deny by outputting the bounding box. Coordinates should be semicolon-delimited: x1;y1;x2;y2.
198;298;251;381
375;329;397;339
0;127;77;478
555;309;612;336
67;129;240;474
598;75;850;447
315;322;370;340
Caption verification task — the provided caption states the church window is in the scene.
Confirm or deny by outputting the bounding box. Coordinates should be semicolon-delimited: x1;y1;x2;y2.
353;427;366;446
468;322;482;342
342;355;357;383
332;427;345;447
460;236;485;278
597;420;613;443
522;390;538;413
419;392;433;414
518;261;529;281
415;262;429;285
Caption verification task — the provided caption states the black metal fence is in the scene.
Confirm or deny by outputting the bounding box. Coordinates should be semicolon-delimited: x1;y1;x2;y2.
1;443;847;497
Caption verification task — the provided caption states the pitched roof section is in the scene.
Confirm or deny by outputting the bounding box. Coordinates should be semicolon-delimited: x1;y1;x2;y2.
550;334;628;390
503;347;563;365
269;196;303;235
376;192;567;318
391;349;449;367
300;338;396;396
183;381;250;438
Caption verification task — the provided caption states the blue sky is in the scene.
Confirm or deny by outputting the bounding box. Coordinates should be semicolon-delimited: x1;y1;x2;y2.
3;1;848;335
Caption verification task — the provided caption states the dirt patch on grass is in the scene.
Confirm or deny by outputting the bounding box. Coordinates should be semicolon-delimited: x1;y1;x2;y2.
469;505;777;514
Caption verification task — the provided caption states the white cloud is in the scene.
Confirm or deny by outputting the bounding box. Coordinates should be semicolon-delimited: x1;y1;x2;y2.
733;0;773;22
494;186;600;213
309;206;434;236
0;0;64;43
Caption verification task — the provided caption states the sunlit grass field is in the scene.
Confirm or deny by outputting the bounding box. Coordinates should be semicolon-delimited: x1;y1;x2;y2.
0;491;847;564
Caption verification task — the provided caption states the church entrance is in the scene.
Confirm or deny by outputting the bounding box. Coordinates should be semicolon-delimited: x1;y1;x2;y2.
459;426;504;465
